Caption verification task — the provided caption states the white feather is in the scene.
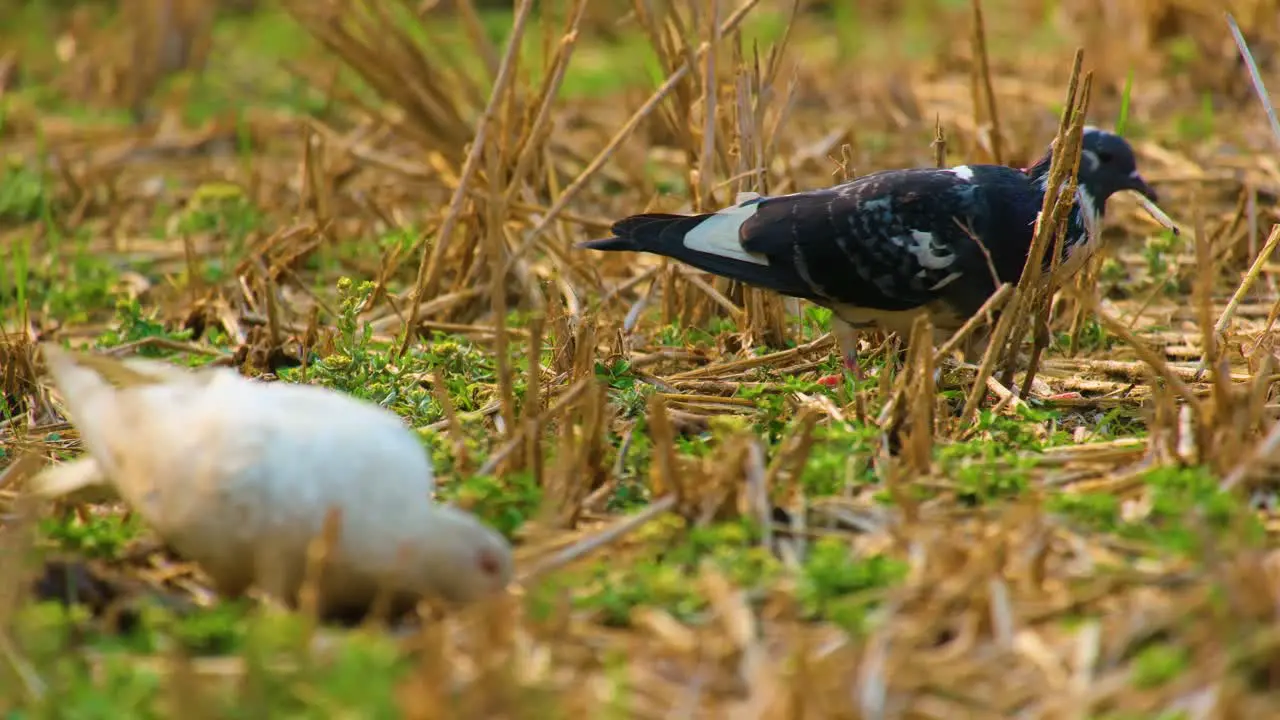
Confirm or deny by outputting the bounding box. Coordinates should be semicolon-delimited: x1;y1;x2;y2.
929;271;963;291
1077;186;1100;238
37;344;513;615
682;200;770;266
1081;149;1101;172
905;230;956;270
29;457;118;504
1052;186;1104;279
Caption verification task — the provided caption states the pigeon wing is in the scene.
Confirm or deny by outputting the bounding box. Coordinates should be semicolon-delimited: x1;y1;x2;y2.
738;167;1015;315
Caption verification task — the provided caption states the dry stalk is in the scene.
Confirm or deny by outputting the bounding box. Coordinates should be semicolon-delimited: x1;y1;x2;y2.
968;0;1003;165
932;115;947;168
1019;75;1092;390
301;125;332;227
763;405;821;506
730;37;797;349
400;0;536;357
517;494;679;584
1193;223;1280;381
521;313;547;477
667;332;833;381
486;137;517;444
1193;188;1218;392
1066;287;1201;420
475;375;595;478
876;283;1014;435
537;381;609;531
284;0;477;158
988;50;1090;401
953;282;1024;429
501;0;589;207
297;506;343;628
905;314;935;473
501;0;764;278
696;0;720;212
431;367;471;477
646;392;684;506
1225;12;1280;153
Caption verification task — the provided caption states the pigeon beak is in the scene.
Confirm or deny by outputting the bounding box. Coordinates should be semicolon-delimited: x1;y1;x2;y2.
1125;170;1158;203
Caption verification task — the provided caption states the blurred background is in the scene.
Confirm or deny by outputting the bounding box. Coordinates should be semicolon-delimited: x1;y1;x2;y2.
1;0;1275;149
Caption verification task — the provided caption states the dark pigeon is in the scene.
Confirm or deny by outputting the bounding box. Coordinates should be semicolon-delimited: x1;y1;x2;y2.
578;127;1157;368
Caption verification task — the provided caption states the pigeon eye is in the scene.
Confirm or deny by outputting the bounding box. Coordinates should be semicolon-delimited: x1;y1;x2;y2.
1097;151;1114;163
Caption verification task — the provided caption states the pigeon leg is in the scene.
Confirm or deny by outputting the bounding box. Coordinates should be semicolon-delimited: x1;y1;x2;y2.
818;317;861;387
833;316;860;370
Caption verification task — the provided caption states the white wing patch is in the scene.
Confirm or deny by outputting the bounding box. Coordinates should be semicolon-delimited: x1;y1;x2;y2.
905;230;956;270
683;200;770;266
950;165;975;181
928;271;963;291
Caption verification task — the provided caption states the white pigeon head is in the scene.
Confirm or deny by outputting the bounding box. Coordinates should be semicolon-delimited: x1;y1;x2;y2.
418;503;515;604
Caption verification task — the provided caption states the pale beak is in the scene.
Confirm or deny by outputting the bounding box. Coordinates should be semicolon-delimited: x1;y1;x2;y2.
1125;169;1158;203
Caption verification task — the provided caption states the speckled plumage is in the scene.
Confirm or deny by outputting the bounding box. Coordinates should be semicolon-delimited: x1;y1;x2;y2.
580;127;1157;366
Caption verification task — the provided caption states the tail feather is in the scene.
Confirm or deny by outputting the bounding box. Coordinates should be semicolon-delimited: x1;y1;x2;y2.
610;212;708;240
28;457;119;503
40;343;205;422
576;212;711;253
575;235;640;252
114;354;208;383
40;344;125;422
576;204;817;299
42;344;218;392
38;345;224;482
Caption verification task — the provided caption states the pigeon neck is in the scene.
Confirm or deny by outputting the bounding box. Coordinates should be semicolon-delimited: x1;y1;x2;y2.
1025;152;1054;186
1020;146;1107;275
1025;151;1107;218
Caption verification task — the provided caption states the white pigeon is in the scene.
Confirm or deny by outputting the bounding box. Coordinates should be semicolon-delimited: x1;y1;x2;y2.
31;343;514;618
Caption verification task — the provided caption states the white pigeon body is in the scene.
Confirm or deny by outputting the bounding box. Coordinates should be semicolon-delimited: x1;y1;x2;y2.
34;345;513;617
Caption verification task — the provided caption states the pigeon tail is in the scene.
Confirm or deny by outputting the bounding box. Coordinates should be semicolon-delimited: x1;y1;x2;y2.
577;202;809;295
114;354;209;383
576;235;642;252
29;457;117;502
40;344;128;424
577;212;717;258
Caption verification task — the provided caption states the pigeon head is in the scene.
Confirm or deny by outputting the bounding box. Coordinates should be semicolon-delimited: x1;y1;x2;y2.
1027;127;1157;205
1077;127;1157;204
423;505;515;604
